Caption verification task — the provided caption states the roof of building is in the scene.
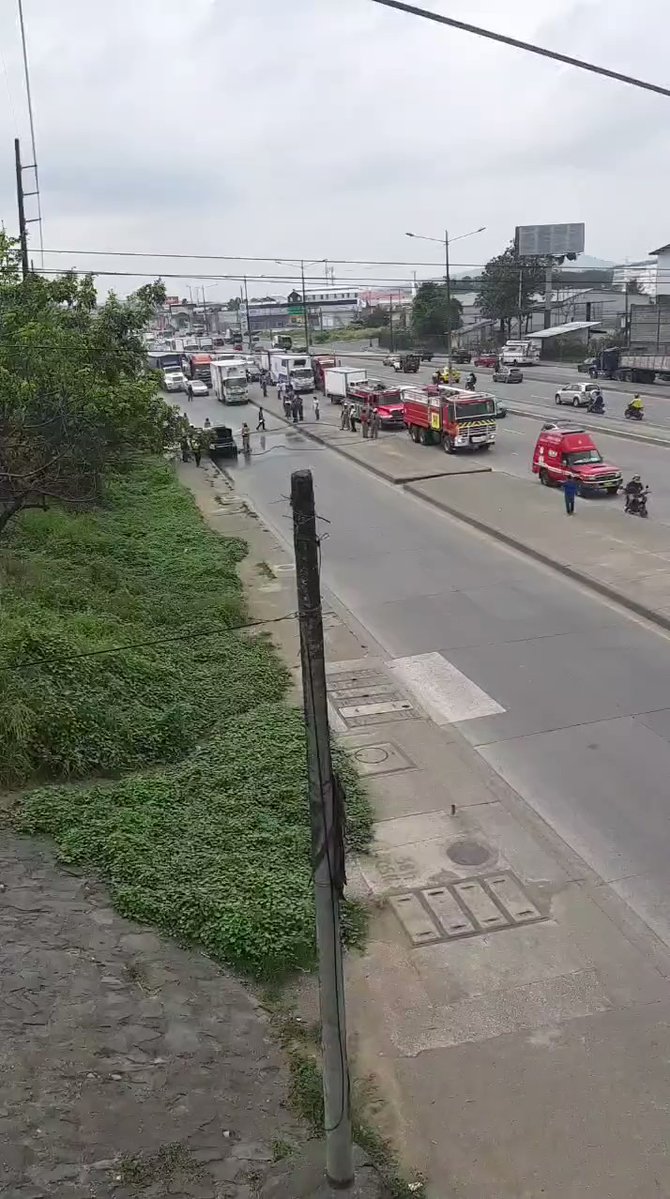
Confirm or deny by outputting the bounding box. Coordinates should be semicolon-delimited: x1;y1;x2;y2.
528;321;603;340
650;244;670;256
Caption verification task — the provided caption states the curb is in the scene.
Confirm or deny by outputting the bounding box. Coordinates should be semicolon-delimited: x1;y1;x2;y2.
403;481;670;636
505;404;670;448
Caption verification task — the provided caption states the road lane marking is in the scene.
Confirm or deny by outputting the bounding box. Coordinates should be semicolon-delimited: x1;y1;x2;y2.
389;651;504;724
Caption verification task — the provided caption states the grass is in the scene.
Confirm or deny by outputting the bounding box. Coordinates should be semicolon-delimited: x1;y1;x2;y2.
7;458;373;981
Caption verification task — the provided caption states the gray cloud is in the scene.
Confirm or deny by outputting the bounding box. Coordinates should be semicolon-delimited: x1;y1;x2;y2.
0;0;667;298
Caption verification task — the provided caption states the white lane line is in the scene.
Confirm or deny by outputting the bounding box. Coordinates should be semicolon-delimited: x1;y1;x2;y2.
389;651;505;725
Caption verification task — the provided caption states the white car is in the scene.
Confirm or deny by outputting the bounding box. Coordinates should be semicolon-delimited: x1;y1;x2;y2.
163;371;187;393
554;381;603;407
187;378;209;397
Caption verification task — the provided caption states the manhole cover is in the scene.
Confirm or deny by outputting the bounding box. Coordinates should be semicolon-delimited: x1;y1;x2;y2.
354;746;390;765
446;839;491;867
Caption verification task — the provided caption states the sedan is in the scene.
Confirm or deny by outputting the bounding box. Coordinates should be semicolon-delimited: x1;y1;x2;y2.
492;365;523;383
475;352;498;368
187;378;209;397
554;381;602;407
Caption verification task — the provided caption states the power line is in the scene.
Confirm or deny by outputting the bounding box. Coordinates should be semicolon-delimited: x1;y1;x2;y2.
16;0;44;267
369;0;670;99
40;247;456;269
1;610;298;675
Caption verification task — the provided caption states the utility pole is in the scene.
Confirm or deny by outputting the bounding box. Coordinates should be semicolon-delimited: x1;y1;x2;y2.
389;293;394;351
201;287;209;333
290;469;353;1190
243;276;252;352
544;258;554;330
14;138;30;280
517;267;524;337
300;259;310;354
444;228;453;376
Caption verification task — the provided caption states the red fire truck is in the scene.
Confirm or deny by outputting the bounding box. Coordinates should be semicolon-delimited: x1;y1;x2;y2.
347;378;405;429
402;385;497;452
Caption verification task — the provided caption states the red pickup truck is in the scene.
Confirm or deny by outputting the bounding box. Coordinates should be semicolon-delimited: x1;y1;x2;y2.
348;379;405;428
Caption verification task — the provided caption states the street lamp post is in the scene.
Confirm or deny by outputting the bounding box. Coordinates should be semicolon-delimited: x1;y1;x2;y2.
406;226;486;378
276;258;326;356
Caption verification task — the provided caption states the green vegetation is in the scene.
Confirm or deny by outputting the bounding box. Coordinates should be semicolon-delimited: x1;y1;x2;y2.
8;459;372;981
476;242;544;338
0;233;180;539
411;281;462;340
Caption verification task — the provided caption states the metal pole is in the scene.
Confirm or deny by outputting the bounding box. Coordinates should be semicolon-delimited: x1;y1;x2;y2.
14;138;29;280
290;469;353;1190
201;287;209;333
301;259;310;354
244;276;252;352
624;281;630;348
544;259;553;330
389;293;394;351
445;229;452;377
518;267;524;337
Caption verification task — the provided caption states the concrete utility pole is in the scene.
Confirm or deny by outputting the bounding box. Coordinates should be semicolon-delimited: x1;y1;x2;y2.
544;259;554;329
300;259;310;354
290;468;354;1191
444;228;452;377
243;276;252;351
14;138;29;280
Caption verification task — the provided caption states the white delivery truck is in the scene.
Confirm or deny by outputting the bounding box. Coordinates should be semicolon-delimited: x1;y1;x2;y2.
211;358;249;405
323;366;367;404
268;352;314;393
500;339;541;365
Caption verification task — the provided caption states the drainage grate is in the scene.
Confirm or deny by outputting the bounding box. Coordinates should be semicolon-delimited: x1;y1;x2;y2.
389;871;546;946
328;668;416;728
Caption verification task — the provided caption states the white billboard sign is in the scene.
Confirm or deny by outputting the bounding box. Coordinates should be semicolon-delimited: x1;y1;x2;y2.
515;223;585;258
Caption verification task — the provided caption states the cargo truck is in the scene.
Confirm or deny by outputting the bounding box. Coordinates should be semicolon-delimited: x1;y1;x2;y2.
323;366;367;404
211;358;249;405
588;346;670;384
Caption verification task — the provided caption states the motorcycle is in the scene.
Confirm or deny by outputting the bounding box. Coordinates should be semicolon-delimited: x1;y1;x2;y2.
626;487;649;517
587;395;605;415
465;376;477;392
625;404;644;421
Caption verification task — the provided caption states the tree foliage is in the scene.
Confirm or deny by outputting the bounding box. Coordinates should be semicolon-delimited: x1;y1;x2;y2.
226;297;241;311
411;281;462;339
358;305;390;328
0;233;180;536
476;243;544;336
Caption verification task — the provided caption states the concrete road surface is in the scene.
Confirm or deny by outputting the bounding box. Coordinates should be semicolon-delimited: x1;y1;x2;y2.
212;401;670;956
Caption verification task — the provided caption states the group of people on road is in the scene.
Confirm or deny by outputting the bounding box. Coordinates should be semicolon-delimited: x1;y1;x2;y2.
340;401;381;439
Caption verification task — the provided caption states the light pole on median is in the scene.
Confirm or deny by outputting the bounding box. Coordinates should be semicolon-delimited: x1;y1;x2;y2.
406;226;486;378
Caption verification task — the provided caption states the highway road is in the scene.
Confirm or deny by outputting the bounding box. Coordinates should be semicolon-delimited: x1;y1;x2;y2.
335;344;670;433
204;399;670;955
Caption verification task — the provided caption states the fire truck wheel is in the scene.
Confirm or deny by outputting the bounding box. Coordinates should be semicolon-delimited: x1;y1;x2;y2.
539;468;550;485
443;435;456;454
410;425;420;442
418;427;429;445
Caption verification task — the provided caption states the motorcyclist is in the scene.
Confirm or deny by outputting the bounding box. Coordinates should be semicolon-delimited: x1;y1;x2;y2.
626;394;644;417
466;371;477;390
624;475;644;512
588;389;604;412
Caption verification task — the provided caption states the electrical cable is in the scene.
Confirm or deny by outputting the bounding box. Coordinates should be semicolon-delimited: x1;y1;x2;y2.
369;0;670;99
0;610;299;675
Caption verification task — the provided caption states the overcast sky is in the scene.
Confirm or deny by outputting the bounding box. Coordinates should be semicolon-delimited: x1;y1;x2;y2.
0;0;667;300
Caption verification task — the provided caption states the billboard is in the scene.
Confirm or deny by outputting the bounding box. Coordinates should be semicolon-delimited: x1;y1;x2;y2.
515;223;585;258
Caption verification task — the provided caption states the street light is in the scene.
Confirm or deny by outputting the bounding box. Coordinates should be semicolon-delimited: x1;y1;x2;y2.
406;226;486;376
276;259;326;355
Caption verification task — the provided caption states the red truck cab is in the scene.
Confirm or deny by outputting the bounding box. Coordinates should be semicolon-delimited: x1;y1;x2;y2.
532;423;622;494
313;355;337;391
403;385;497;451
348;378;404;428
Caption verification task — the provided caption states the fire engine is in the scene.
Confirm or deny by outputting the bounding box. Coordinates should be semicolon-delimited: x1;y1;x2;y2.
347;378;404;429
402;385;497;452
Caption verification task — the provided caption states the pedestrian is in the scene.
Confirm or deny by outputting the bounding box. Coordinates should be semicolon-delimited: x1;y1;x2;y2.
261;377;268;398
361;404;370;439
180;435;190;463
292;398;299;424
340;402;349;431
256;407;266;431
370;407;380;439
349;405;357;434
563;473;578;515
192;439;202;467
312;394;320;421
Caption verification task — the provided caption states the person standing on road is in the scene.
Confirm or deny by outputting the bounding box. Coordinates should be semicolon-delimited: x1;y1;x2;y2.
563;473;578;516
340;402;349;430
361;404;370;439
312;394;320;421
256;407;266;431
180;435;190;463
261;370;268;398
370;406;380;439
191;437;202;467
349;404;358;434
297;394;304;421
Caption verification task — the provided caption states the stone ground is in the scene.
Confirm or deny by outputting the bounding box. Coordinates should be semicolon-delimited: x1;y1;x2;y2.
0;836;305;1199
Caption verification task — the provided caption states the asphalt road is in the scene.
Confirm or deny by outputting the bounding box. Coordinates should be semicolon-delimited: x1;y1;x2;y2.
336;346;670;433
196;393;670;953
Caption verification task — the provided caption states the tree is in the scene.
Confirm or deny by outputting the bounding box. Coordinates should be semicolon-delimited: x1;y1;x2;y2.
226;297;241;311
477;244;544;337
358;305;390;328
625;277;643;295
411;281;462;340
0;234;180;538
